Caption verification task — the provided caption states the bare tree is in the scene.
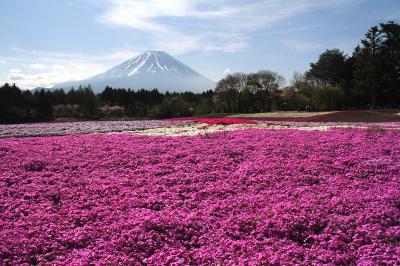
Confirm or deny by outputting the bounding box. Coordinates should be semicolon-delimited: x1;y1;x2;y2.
290;71;305;89
214;73;247;112
246;70;285;111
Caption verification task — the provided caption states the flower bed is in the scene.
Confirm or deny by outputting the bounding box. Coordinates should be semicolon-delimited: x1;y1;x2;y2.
0;120;187;138
171;117;257;125
247;111;400;122
129;121;400;136
1;128;399;264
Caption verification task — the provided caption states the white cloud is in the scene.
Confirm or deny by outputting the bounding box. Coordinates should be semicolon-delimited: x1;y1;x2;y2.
5;62;106;89
100;0;360;54
100;0;192;32
9;68;22;73
204;41;248;53
8;72;26;81
153;34;202;55
8;47;142;64
30;63;46;70
101;0;312;32
0;48;143;89
0;49;119;89
0;60;6;64
100;50;140;61
224;68;231;75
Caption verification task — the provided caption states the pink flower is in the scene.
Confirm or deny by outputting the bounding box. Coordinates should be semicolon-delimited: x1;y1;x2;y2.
0;128;399;264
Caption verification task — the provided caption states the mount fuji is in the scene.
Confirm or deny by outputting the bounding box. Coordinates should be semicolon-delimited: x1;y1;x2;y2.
53;51;215;93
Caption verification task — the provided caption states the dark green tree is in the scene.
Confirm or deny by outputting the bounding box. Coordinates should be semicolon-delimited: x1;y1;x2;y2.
305;49;348;86
0;83;28;122
352;26;384;108
380;21;400;107
36;89;53;120
80;86;97;118
99;86;115;104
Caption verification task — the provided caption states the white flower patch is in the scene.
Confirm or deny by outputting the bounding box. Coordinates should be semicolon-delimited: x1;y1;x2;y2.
125;122;381;136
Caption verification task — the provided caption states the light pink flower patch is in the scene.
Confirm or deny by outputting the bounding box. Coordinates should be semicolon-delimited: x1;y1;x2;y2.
0;120;188;138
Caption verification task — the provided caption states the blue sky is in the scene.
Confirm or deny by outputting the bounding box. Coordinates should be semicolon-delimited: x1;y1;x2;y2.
0;0;399;90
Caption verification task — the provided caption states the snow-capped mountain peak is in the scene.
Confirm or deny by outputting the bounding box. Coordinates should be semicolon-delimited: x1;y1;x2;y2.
53;50;215;93
101;50;198;78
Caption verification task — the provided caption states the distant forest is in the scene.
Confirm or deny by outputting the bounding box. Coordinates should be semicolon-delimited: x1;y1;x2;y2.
1;21;399;123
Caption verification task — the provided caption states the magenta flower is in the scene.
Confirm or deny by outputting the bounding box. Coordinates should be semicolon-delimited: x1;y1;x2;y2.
0;128;399;265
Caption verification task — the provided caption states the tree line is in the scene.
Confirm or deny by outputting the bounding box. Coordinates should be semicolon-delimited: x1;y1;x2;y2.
0;83;214;123
214;21;400;113
1;21;399;123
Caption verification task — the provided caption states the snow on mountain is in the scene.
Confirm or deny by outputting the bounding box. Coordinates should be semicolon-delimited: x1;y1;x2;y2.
53;51;215;93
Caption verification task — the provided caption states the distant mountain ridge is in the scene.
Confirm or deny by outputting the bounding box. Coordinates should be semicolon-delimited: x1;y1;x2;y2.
52;51;215;93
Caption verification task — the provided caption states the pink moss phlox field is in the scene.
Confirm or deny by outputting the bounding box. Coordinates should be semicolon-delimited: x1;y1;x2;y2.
0;120;187;138
1;128;400;265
